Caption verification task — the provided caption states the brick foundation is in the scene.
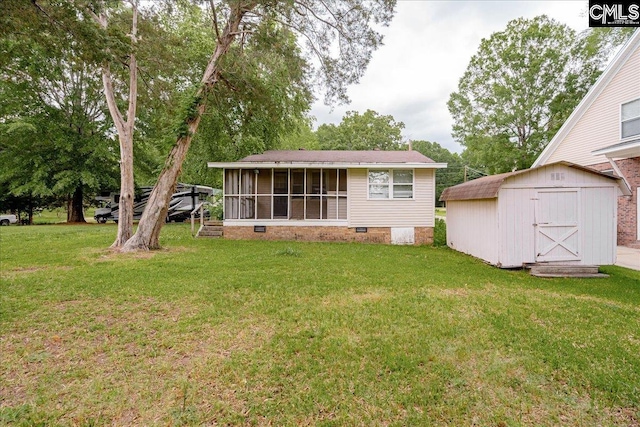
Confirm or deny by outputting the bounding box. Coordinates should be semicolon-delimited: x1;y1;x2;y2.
589;157;639;247
223;225;434;245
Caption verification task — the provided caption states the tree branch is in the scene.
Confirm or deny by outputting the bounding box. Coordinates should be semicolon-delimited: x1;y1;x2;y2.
209;0;222;44
293;0;349;40
126;0;138;127
102;64;126;134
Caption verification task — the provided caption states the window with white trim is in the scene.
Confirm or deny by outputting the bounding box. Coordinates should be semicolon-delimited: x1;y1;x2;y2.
368;169;414;199
622;98;640;139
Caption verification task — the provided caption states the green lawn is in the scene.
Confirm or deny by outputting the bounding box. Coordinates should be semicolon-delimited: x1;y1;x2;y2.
1;224;639;426
24;208;101;225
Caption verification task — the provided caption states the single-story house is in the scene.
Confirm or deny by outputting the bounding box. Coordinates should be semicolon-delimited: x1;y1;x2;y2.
533;29;640;247
440;162;629;268
207;150;446;244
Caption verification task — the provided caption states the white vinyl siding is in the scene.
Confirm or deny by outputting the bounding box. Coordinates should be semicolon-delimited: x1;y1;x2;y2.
547;46;640;166
349;168;434;227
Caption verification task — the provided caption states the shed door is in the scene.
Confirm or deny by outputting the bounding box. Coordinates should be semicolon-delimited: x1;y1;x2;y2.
534;189;581;262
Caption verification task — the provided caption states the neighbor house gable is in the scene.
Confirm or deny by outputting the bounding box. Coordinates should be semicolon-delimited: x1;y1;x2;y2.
533;29;640;167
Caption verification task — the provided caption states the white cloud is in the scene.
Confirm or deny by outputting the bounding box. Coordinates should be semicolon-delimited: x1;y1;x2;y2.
310;0;591;153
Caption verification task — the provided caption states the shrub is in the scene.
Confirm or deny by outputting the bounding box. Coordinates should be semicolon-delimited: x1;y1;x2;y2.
433;218;447;247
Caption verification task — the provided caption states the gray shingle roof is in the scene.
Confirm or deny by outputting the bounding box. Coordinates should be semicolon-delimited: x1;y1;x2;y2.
440;171;517;201
238;150;436;164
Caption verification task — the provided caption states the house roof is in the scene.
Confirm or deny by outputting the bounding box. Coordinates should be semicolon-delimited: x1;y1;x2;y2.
440;161;629;201
533;29;640;167
208;150;447;169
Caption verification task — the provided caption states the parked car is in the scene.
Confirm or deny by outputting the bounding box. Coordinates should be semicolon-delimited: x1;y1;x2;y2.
0;214;18;226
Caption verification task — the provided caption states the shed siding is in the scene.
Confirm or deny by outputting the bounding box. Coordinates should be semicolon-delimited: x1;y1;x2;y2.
445;163;621;267
348;168;434;227
581;186;617;265
446;199;499;265
498;188;537;267
546;46;640;166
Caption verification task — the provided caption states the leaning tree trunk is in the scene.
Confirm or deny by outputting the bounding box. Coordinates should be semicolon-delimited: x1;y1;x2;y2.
121;126;203;250
67;186;86;223
121;4;249;252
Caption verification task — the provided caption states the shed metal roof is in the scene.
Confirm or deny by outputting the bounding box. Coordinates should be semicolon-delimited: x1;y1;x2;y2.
440;161;629;201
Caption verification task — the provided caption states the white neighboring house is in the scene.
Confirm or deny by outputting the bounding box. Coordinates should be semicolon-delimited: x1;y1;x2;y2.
207;150;446;245
533;29;640;247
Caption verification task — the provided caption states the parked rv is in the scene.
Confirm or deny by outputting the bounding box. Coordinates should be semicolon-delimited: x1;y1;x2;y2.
94;184;217;224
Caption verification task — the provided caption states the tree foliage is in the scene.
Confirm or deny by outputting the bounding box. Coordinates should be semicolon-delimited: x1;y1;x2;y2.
448;16;632;174
316;109;404;150
0;27;119;222
180;14;315;187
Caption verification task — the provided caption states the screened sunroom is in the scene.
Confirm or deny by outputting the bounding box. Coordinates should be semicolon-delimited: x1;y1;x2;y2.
208;150;446;240
224;168;348;221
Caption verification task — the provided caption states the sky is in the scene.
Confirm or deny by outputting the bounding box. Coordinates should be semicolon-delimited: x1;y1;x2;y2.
309;0;592;153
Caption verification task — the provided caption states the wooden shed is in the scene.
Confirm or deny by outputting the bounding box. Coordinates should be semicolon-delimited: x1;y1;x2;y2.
440;162;630;268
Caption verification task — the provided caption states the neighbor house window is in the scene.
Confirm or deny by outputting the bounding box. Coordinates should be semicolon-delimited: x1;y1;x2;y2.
368;169;414;199
622;98;640;139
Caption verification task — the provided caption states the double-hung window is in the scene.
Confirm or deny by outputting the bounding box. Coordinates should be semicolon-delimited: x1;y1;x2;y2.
368;169;414;199
622;98;640;139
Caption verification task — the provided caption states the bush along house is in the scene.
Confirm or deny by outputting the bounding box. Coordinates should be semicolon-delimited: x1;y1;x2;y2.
207;150;446;245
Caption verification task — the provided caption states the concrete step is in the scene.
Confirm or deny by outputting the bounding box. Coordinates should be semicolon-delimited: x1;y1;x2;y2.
203;220;223;226
529;264;608;278
197;224;223;238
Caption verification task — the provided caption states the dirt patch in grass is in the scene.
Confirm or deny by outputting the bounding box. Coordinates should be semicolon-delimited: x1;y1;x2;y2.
0;265;73;280
321;289;390;308
439;288;470;297
89;245;195;262
0;297;274;424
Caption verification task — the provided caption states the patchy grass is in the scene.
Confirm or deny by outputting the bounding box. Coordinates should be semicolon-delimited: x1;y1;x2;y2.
1;224;639;425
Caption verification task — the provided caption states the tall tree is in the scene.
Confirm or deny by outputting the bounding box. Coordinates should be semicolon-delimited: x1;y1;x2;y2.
0;29;118;222
316;109;405;150
122;0;396;251
90;1;139;246
448;16;631;174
